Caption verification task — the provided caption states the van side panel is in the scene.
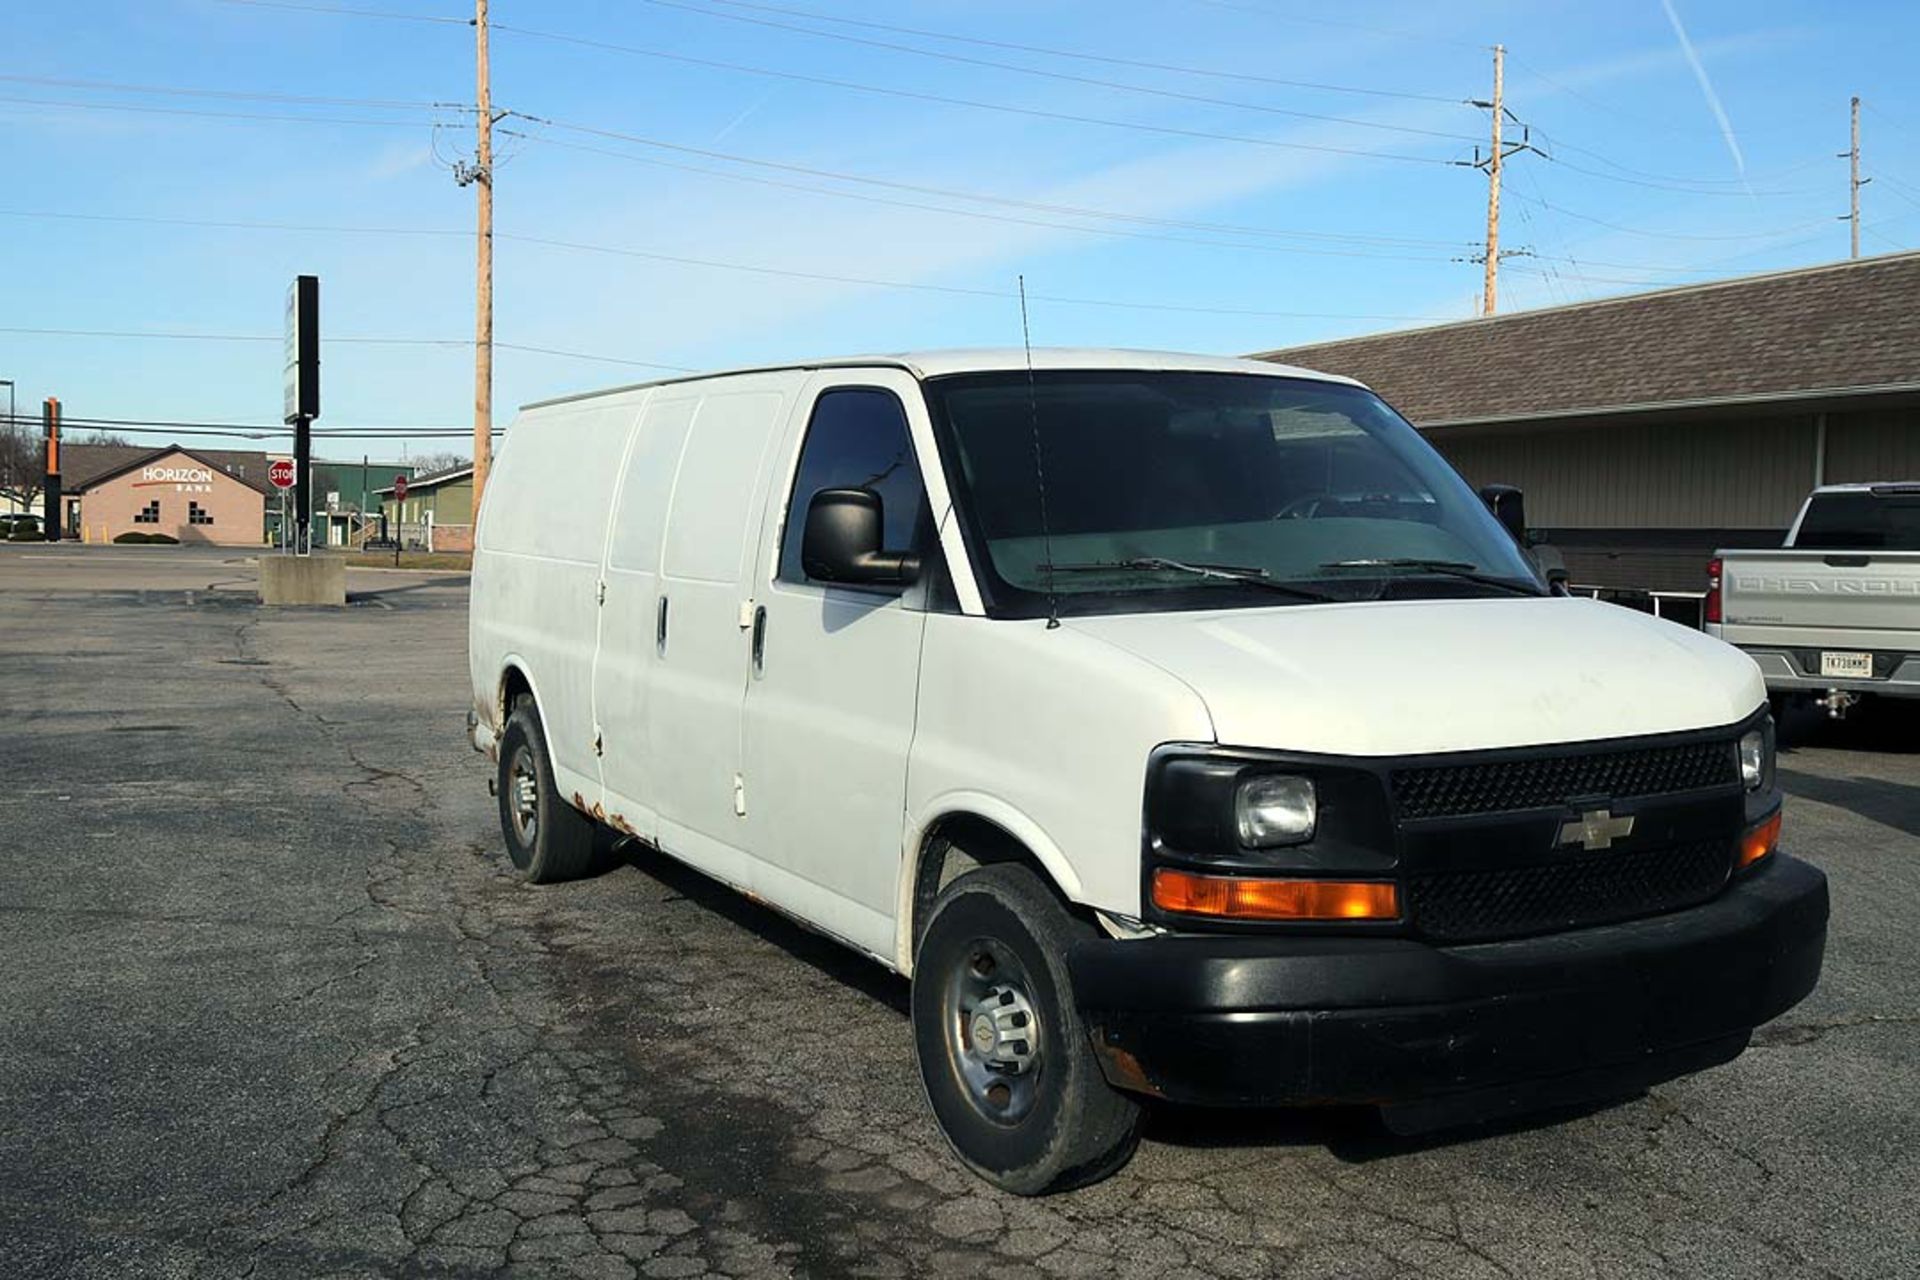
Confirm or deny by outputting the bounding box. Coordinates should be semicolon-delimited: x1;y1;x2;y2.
644;375;801;889
470;395;644;808
593;390;699;842
901;614;1215;969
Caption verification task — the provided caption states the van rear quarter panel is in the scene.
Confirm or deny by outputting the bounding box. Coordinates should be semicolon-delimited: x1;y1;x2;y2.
471;393;647;804
904;615;1215;962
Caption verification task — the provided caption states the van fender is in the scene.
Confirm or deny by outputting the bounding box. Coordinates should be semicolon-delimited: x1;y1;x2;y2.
495;653;551;733
895;791;1087;974
494;655;607;821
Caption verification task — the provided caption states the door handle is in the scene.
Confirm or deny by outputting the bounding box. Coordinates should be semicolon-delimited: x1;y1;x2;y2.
656;594;669;655
750;604;768;675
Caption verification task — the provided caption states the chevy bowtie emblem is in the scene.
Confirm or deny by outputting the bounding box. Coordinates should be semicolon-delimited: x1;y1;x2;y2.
1558;808;1635;851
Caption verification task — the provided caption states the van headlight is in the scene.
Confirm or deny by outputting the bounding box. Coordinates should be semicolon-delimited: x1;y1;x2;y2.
1235;775;1317;847
1738;726;1770;791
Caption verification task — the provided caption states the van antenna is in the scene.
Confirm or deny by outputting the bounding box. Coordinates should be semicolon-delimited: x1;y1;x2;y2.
1019;275;1061;630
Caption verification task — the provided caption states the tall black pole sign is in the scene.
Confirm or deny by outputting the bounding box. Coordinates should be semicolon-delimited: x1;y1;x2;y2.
42;397;61;542
283;275;319;555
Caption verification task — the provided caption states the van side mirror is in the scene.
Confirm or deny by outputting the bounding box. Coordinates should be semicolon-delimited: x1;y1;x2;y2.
1479;484;1527;545
801;487;921;586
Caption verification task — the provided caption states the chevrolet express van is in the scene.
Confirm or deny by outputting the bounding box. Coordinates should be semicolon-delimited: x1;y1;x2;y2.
468;350;1828;1193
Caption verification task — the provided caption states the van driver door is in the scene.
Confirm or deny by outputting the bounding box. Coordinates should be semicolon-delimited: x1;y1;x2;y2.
738;371;946;962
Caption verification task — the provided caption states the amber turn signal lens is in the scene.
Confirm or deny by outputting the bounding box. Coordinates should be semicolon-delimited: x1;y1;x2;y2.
1151;868;1399;921
1738;810;1782;870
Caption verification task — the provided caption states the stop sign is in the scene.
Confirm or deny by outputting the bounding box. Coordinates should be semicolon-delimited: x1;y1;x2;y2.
394;474;409;502
268;459;295;490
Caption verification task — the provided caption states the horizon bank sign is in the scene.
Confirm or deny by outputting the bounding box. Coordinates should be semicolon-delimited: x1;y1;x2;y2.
133;463;215;494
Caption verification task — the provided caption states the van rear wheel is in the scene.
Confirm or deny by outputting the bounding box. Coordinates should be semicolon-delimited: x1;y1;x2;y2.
496;697;596;883
911;863;1143;1194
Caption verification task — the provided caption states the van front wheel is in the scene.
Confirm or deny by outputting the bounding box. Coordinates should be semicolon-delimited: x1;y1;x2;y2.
496;698;596;883
911;863;1143;1194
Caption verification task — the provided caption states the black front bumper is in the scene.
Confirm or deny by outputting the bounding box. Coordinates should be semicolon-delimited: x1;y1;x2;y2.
1070;854;1828;1122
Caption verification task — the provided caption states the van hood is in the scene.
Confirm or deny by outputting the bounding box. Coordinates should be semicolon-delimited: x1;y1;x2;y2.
1066;596;1765;757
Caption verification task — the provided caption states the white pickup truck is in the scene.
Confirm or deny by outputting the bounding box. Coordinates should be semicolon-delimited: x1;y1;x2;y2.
1708;482;1920;716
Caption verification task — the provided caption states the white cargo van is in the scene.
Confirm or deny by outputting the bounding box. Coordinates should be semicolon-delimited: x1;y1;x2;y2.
468;350;1827;1193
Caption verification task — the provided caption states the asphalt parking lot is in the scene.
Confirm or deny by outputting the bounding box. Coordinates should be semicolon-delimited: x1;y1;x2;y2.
2;543;1916;1280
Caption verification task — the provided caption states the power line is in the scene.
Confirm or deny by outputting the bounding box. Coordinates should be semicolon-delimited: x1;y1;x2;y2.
133;1;1849;229
0;326;690;369
1;180;1757;288
0;207;463;238
1502;190;1832;242
2;416;497;441
630;0;1484;144
498;342;693;370
498;132;1474;263
213;0;1485;98
220;0;1468;161
0;94;446;129
675;0;1471;105
491;229;1460;321
0;73;470;112
1176;0;1491;52
1541;149;1816;197
1866;167;1920;211
487;22;1460;166
502;116;1469;249
211;0;468;25
1530;127;1823;193
2;195;1739;293
0;197;1482;306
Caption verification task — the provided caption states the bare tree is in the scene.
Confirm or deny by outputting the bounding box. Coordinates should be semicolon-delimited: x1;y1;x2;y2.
0;421;44;512
71;430;134;447
409;451;471;477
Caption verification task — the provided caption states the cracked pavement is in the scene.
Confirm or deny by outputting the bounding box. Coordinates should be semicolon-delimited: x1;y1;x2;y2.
1;544;1916;1278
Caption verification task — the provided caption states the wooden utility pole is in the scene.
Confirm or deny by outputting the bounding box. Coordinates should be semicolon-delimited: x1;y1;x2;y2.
472;0;494;513
1846;95;1865;259
1482;43;1505;316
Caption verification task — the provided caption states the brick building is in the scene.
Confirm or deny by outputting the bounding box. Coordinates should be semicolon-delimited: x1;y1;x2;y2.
67;444;270;546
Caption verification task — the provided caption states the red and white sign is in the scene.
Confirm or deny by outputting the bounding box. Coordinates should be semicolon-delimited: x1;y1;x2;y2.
394;474;409;503
268;459;296;490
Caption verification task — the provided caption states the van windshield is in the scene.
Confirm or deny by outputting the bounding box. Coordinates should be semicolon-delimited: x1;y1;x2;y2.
923;370;1543;618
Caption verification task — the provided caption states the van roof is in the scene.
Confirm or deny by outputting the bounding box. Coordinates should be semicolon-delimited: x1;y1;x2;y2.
522;347;1358;410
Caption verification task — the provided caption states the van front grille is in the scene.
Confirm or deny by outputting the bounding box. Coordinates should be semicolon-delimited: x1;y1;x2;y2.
1391;740;1738;821
1404;839;1735;944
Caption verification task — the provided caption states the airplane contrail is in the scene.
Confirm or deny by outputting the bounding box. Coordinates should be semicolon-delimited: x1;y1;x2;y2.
1659;0;1747;175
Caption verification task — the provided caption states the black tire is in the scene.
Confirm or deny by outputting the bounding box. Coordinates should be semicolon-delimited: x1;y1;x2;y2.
496;696;597;883
911;863;1143;1194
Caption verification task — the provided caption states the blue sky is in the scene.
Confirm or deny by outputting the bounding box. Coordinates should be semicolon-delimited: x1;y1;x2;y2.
6;0;1920;458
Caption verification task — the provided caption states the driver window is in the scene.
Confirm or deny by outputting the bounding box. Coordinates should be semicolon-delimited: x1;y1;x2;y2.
778;388;928;588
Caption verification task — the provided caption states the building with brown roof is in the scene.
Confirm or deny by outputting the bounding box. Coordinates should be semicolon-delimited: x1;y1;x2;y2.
1254;251;1920;594
66;444;271;546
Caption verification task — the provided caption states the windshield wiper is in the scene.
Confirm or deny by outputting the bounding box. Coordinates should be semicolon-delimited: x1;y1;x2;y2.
1043;556;1338;601
1318;558;1540;596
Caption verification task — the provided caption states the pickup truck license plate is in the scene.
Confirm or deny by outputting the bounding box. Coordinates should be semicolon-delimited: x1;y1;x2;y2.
1820;650;1873;678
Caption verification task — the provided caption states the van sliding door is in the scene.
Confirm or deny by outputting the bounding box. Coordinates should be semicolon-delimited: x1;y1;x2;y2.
592;387;679;842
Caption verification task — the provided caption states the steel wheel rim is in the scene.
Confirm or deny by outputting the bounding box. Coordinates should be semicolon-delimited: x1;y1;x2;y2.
942;936;1044;1126
507;744;540;847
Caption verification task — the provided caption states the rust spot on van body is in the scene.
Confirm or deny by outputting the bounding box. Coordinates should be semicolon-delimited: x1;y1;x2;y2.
606;812;637;837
